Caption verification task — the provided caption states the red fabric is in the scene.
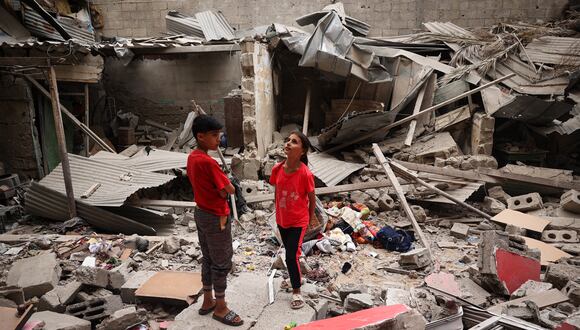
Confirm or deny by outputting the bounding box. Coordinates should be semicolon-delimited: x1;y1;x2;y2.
187;149;231;216
269;162;315;228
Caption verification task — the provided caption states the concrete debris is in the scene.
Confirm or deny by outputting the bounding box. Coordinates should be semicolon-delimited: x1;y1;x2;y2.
38;281;83;313
450;223;470;239
6;253;62;299
343;293;374;312
96;306;147;330
28;311;91;330
488;186;511;205
545;263;580;290
507;193;544;212
561;189;580;214
483;196;506;215
511;280;554;299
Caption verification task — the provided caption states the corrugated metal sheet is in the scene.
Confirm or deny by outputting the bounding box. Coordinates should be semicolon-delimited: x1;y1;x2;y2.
165;11;205;38
22;4;95;43
0;39;91;53
318;110;392;147
195;11;235;41
39;154;175;207
493;95;573;125
525;36;580;66
25;182;157;235
309;153;366;187
423;22;569;95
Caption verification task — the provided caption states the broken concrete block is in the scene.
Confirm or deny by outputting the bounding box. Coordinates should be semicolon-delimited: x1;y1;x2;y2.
29;311;91;330
542;230;578;243
349;190;372;205
488;186;510;204
344;293;373;312
311;299;329;320
6;252;61;299
483;196;506;215
399;248;430;269
75;267;109;288
120;271;156;303
411;205;427;222
38;281;82;312
507;193;543;212
545;264;580;290
471;112;494;156
561;189;580;214
510;280;553;299
384;288;411;306
231;153;260;181
450;223;470;239
66;295;123;322
96;306;147;330
378;195;395;211
338;283;366;301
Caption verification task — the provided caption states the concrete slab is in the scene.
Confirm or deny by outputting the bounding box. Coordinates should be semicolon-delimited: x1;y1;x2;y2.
120;271;156;303
6;252;61;299
27;311;91;330
252;291;316;329
170;272;283;330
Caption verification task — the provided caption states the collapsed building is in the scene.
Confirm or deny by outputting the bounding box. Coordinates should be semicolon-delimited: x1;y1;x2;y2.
0;0;580;329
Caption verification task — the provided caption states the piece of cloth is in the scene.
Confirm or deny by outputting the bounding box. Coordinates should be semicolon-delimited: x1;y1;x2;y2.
270;162;315;228
278;225;306;289
195;207;233;294
187;149;231;216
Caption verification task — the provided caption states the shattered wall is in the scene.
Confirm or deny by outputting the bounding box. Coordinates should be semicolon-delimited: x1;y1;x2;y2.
102;52;241;127
0;77;42;179
92;0;568;38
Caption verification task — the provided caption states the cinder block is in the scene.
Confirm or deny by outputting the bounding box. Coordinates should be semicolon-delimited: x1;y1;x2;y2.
541;230;579;243
561;190;580;214
66;295;123;322
507;193;543;212
450;223;470;239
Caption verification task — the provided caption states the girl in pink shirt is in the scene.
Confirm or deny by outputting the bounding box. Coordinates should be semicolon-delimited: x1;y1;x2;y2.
270;130;315;309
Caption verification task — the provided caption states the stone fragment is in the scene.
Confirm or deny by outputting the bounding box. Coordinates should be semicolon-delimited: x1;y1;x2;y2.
344;293;373;312
471;112;494;156
545;264;580;290
338;283;366;301
378;195;395;211
6;252;61;299
563;281;580;306
410;205;427;222
120;271;156;303
96;307;147;330
483;196;506;215
450;223;469;239
399;248;430;269
75;267;109;288
507;193;543;212
488;186;510;204
28;311;91;330
38;281;82;312
163;237;181;254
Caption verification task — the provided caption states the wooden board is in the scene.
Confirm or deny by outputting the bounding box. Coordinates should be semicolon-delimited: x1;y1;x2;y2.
135;271;202;305
487;289;568;314
522;237;572;265
0;304;33;330
491;209;551;233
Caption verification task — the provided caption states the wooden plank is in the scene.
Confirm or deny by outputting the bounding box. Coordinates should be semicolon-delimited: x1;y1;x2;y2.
404;82;427;146
487;289;568;314
245;180;393;203
522;237;572;265
372;144;433;262
84;84;90;156
136;199;196;208
491;209;551;233
394;161;499;184
434;105;471;131
481;168;580;191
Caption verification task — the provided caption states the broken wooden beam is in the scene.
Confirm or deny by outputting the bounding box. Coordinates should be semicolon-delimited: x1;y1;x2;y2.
135;199;196;209
372;144;433;262
47;66;76;218
324;73;516;154
389;161;493;220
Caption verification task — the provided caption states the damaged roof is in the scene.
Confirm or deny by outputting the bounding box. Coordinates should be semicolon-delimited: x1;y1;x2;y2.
39;154;175;207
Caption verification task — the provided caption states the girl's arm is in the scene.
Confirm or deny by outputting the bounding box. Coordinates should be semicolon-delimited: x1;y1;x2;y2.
308;191;316;222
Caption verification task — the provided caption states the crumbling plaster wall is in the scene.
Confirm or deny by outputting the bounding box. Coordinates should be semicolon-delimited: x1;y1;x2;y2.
103;52;241;128
0;77;42;179
253;43;275;159
93;0;567;38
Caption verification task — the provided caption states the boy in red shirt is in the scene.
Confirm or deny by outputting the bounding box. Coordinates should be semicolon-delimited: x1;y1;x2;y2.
186;114;243;326
269;131;315;309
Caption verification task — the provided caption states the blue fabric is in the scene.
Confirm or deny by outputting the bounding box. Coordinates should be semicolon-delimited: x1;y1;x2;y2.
376;226;415;252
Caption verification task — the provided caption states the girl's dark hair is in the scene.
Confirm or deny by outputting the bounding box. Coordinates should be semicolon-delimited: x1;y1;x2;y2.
289;130;311;166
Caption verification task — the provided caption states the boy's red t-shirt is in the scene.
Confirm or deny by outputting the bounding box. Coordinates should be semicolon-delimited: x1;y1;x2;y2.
187;149;231;216
269;162;315;228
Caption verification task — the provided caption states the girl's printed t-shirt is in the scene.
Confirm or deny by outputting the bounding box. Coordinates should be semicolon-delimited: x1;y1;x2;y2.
269;162;315;228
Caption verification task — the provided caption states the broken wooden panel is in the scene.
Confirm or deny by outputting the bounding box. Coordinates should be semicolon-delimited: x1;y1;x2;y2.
434;105;471;132
471;112;495;156
522;237;572;265
491;209;551;233
224;93;243;148
135;271;202;305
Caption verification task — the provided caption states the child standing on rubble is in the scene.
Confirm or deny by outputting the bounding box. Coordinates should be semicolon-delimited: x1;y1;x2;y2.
186;114;243;327
270;131;316;310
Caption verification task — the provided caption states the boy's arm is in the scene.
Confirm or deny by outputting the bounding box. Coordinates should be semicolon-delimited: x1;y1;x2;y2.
219;183;235;198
